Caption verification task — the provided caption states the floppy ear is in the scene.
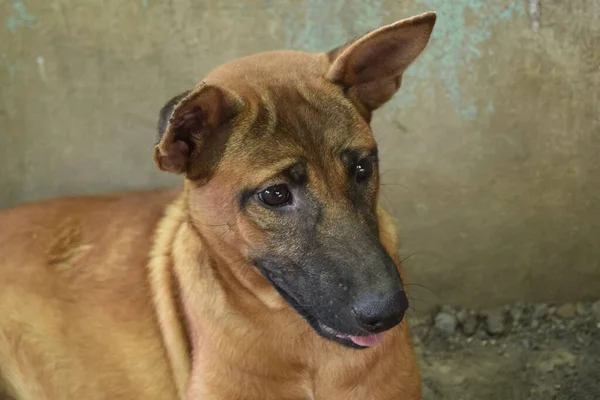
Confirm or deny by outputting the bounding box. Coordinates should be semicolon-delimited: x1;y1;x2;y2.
153;84;243;181
326;11;436;117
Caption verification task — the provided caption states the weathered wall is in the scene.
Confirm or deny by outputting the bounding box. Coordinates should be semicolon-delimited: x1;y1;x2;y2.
1;0;599;311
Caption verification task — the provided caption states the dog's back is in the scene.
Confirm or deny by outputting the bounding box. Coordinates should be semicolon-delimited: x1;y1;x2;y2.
0;189;180;399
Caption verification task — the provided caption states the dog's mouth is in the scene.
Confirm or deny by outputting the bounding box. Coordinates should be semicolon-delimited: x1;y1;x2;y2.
261;271;387;349
317;322;386;348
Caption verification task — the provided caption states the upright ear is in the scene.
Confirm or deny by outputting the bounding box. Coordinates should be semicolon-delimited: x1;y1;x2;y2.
153;84;243;180
326;11;436;116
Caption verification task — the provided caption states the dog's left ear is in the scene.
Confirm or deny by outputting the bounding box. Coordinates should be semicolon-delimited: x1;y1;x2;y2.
153;84;243;180
326;11;436;116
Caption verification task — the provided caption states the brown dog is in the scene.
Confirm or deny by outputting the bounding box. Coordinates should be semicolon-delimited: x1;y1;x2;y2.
0;11;436;400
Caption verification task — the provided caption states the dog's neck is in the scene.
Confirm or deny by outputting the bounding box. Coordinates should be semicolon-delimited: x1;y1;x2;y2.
149;191;420;399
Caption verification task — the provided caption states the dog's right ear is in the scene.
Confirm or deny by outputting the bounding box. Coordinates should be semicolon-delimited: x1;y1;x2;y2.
153;84;243;180
326;11;436;119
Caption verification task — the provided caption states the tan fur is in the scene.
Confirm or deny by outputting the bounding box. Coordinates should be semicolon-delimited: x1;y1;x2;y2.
0;11;436;400
0;190;181;399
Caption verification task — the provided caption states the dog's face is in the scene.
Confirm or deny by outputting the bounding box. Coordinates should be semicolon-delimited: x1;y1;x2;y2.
154;12;436;348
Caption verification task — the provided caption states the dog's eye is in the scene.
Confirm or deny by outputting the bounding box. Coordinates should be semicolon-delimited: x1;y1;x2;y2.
258;184;291;207
355;158;373;183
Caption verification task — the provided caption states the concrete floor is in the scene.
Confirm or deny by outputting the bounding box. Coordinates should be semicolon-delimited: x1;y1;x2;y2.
413;300;600;399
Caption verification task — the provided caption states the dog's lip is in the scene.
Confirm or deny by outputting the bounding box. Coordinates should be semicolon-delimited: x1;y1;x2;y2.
318;322;386;347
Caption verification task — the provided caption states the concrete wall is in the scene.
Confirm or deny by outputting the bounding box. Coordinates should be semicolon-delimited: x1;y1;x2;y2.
2;0;599;311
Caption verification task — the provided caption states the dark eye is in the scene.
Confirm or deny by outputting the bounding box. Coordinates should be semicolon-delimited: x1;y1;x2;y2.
355;158;373;183
258;184;291;207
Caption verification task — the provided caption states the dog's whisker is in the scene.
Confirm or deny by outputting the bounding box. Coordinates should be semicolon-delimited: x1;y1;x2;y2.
378;190;399;217
224;256;246;267
404;282;437;294
379;168;401;178
218;224;235;239
380;182;413;194
404;282;441;304
405;305;427;315
292;327;314;342
282;316;308;333
399;252;418;264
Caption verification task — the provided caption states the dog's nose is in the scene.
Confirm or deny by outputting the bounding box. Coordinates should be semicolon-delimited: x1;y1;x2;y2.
351;290;409;333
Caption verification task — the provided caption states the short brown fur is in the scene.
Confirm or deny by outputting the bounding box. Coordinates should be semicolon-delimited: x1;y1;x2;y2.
0;12;437;400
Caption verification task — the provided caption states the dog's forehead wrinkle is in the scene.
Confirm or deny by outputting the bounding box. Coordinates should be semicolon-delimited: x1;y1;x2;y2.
224;77;372;183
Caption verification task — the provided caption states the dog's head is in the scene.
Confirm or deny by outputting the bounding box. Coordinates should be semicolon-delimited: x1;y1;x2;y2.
154;12;436;349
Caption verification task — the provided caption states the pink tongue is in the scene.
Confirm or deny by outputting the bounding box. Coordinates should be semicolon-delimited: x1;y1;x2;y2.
350;332;385;347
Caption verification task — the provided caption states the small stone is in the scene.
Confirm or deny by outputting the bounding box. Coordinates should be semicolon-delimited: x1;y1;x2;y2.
519;304;534;327
576;302;587;316
591;300;600;321
412;334;422;346
461;314;479;336
440;304;455;314
533;304;549;320
484;308;509;336
456;308;470;324
510;306;523;325
556;303;576;319
434;312;457;336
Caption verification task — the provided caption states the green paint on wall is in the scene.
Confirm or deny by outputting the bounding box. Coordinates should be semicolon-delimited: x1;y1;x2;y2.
283;0;346;51
283;0;386;52
350;0;386;37
394;0;525;120
6;0;36;33
276;0;523;121
1;53;18;80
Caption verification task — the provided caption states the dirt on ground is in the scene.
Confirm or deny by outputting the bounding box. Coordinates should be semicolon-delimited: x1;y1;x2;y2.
410;300;600;400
